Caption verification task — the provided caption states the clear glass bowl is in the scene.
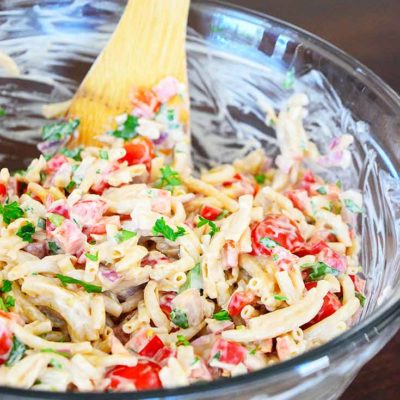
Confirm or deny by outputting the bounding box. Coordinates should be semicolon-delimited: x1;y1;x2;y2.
0;1;399;399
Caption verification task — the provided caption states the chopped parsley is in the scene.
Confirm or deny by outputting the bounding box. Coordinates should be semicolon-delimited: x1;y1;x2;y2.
109;115;139;141
336;180;343;189
213;351;221;360
60;146;83;161
16;222;35;243
39;171;47;183
316;187;327;195
114;229;137;243
0;106;6;117
170;308;189;329
344;199;363;214
152;217;186;241
65;180;76;193
259;237;279;249
176;335;190;346
0;201;24;224
216;210;229;220
254;174;266;184
85;252;99;262
41;119;79;142
283;67;295;90
49;358;63;369
301;261;338;281
48;241;59;254
212;310;231;321
5;336;26;367
179;263;202;292
0;295;15;311
40;348;70;358
37;218;46;230
355;292;366;307
274;295;288;302
0;280;12;293
155;165;182;191
99;149;109;160
48;213;64;228
197;216;219;237
249;348;257;355
56;274;102;293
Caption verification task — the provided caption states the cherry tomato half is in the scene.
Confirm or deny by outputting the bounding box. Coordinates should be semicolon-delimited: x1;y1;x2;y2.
228;290;256;317
0;183;7;199
106;361;162;391
303;282;341;327
210;338;246;365
251;214;305;256
120;137;155;172
200;205;222;221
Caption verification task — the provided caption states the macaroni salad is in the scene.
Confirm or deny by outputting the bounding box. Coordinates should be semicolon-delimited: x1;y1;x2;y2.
0;78;366;392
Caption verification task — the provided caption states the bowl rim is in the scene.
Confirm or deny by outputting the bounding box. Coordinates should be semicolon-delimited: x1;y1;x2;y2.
1;0;399;398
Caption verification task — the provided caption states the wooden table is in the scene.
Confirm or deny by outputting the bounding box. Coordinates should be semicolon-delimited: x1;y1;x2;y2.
225;1;400;399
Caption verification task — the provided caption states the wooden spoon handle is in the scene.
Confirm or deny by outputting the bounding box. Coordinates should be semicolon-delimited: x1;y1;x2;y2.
68;0;190;145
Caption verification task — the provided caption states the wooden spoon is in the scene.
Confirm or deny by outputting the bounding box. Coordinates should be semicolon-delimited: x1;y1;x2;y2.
67;0;190;146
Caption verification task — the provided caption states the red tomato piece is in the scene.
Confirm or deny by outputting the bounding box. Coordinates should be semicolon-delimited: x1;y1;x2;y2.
106;361;162;391
303;282;341;327
297;170;317;193
228;290;256;317
0;183;7;199
120;137;155;171
159;292;175;318
139;335;165;359
200;205;222;221
46;154;68;173
210;338;246;365
0;321;13;364
90;180;110;195
251;214;305;256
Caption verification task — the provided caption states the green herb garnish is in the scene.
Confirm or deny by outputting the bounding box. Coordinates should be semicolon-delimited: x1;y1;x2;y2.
259;237;279;249
48;213;64;228
0;107;6;117
56;274;102;293
110;115;139;141
316;187;327;195
179;263;202;292
176;334;190;346
5;336;26;366
170;309;189;329
273;295;288;302
344;199;363;214
249;348;257;355
215;210;229;220
0;280;12;293
49;358;63;369
85;252;99;262
212;310;231;321
60;146;83;161
41;119;79;142
114;229;137;243
355;292;366;307
155;165;182;191
99;149;109;160
152;217;186;241
213;351;221;360
0;201;24;224
65;181;76;193
48;241;59;254
197;216;219;237
16;222;35;243
0;295;15;311
301;261;338;281
255;174;266;184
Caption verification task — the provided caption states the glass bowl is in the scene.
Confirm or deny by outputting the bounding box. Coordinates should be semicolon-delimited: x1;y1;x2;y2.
0;1;399;399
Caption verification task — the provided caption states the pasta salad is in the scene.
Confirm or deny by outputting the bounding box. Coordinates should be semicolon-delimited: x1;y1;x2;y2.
0;78;366;392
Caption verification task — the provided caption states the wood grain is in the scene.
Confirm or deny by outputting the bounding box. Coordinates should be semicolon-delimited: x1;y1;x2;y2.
225;1;400;399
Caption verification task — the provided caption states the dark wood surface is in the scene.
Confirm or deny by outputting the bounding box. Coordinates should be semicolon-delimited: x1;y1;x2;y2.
225;1;400;399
